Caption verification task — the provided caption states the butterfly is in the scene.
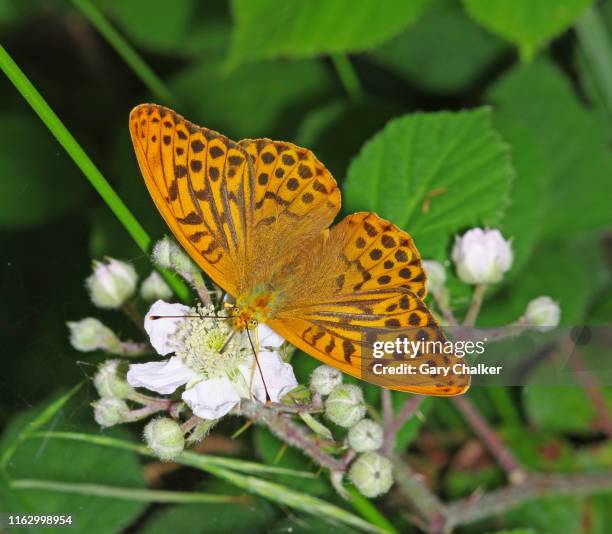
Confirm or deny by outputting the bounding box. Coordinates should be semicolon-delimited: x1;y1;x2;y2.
129;104;469;396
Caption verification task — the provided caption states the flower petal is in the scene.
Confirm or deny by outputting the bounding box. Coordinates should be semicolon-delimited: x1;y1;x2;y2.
182;377;241;419
257;323;285;350
145;300;191;355
238;352;298;403
127;357;195;394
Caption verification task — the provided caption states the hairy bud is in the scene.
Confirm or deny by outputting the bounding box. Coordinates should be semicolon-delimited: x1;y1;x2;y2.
144;417;185;461
348;419;383;452
325;384;366;428
349;452;393;498
310;365;342;396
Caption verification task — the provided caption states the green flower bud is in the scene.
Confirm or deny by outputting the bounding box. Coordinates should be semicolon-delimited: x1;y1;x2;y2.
152;237;198;275
144;417;185;461
67;318;121;353
423;260;446;295
310;365;342;396
349;452;393;498
93;359;134;399
86;258;137;309
524;296;560;332
348;419;383;452
325;384;366;428
92;398;129;428
140;271;173;302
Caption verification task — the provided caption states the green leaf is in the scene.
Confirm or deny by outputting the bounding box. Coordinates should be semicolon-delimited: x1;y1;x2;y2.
0;113;90;228
369;0;507;94
487;59;612;239
142;480;278;534
503;497;583;534
228;0;430;65
96;0;228;55
492;113;550;277
344;107;513;259
462;0;594;60
0;398;146;533
170;58;335;140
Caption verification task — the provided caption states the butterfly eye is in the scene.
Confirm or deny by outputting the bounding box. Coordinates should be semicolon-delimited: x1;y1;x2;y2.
248;319;258;329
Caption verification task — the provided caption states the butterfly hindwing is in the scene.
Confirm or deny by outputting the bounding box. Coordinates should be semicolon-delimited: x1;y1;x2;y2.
269;213;470;395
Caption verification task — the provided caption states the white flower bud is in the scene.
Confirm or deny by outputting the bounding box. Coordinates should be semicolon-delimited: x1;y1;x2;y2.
348;419;383;452
310;365;343;396
422;260;446;295
67;318;121;353
152;237;198;274
93;359;134;399
144;417;185;461
140;271;173;302
325;384;366;428
85;258;137;309
349;452;393;498
92;398;129;428
524;296;560;332
451;228;513;285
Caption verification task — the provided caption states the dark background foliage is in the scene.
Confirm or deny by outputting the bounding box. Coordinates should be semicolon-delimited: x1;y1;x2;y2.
1;0;611;532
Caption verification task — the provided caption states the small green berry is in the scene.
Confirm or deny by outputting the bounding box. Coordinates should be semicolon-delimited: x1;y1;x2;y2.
144;417;185;461
325;384;366;428
310;365;342;396
349;452;393;498
348;419;383;452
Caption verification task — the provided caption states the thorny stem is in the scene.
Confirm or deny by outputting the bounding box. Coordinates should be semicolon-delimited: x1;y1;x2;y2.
463;284;487;327
180;415;200;434
267;395;324;414
452;395;526;484
124;403;168;422
382;395;424;456
238;400;351;472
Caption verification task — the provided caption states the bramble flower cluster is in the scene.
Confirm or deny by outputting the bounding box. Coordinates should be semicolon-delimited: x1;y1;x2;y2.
68;229;561;502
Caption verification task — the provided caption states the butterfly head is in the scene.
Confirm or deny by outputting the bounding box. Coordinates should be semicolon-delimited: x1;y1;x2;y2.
229;288;277;331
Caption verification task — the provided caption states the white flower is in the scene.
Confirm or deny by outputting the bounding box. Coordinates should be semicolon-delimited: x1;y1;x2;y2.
127;301;297;420
452;228;513;285
86;258;137;309
524;296;561;332
422;260;446;295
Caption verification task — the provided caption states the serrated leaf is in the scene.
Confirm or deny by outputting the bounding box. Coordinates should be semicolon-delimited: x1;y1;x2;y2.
344;108;513;259
487;59;612;239
463;0;593;60
228;0;429;65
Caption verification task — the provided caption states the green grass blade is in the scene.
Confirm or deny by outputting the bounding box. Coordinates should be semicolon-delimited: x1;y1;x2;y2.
70;0;178;107
331;54;364;102
11;479;246;504
0;44;189;301
26;431;384;533
27;431;314;478
346;485;399;534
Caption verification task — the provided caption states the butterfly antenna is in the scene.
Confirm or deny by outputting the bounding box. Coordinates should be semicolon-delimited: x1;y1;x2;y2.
150;314;227;320
246;328;271;403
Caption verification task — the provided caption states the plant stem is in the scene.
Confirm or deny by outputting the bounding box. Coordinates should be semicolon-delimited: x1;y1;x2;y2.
443;472;612;531
382;395;423;456
575;5;612;119
70;0;178;106
10;479;247;504
463;284;487;327
331;54;364;101
0;44;190;302
452;395;526;484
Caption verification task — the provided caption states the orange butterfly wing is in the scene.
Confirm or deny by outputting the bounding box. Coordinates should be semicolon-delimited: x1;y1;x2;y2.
130;104;469;396
268;213;469;395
